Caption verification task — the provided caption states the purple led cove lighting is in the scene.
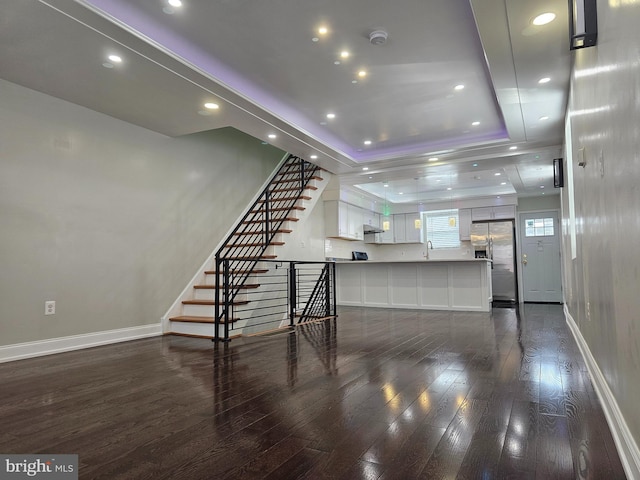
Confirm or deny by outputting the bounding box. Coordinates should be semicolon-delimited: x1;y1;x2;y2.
349;128;509;162
84;0;355;156
82;0;507;163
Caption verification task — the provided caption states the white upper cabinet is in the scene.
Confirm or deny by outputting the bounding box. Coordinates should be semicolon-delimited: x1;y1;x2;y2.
458;208;472;241
392;213;424;244
471;205;516;221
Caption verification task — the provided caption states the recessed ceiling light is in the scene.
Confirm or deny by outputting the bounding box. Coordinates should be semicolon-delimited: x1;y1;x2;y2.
352;80;358;84
168;0;182;7
501;182;507;185
538;77;551;84
495;173;501;176
446;187;452;191
364;140;372;145
326;113;336;119
334;61;341;65
532;12;556;26
472;121;481;126
472;163;478;167
340;51;350;59
268;134;277;139
383;183;389;187
428;157;438;162
497;196;501;199
369;176;373;179
509;146;518;150
358;70;367;78
362;167;369;171
204;102;219;110
108;54;122;63
399;192;404;195
540;185;545;188
540;116;549;121
310;155;318;159
454;84;465;91
318;26;328;35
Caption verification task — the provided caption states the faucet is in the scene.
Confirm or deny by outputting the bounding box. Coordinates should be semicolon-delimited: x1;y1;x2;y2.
425;240;433;259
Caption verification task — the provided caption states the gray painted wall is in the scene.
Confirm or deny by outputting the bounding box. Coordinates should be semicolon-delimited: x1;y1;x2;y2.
0;79;283;346
562;0;640;452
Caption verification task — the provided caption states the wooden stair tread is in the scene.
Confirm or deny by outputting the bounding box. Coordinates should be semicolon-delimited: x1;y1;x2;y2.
251;206;305;212
194;284;259;290
233;230;292;236
204;269;269;275
225;241;285;248
271;186;318;192
271;175;322;183
257;196;312;202
242;217;299;223
169;316;236;324
182;299;249;306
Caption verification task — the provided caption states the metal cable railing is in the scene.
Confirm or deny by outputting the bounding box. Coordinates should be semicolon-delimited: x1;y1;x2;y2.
213;155;321;340
215;260;336;340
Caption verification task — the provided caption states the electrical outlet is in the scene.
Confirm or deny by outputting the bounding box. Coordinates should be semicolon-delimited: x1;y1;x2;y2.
45;300;56;315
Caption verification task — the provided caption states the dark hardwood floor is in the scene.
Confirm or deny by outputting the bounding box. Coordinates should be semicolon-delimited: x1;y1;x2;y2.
0;304;627;479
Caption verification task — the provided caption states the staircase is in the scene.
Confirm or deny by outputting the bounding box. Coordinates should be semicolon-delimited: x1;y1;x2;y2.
167;155;325;339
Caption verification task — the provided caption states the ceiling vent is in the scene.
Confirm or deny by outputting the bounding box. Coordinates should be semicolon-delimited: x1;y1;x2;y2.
369;30;388;45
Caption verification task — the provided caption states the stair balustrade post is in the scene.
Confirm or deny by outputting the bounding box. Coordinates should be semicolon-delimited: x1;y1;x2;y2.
331;262;337;317
214;254;221;342
223;259;230;341
264;189;270;247
289;262;296;326
299;158;304;195
324;265;331;318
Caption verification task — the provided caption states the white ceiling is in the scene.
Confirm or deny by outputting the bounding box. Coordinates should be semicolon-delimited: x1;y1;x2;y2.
0;0;572;204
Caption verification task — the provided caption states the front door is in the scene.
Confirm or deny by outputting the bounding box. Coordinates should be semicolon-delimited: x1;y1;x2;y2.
519;211;562;303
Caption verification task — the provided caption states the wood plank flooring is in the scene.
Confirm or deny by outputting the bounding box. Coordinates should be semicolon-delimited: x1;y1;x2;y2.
0;304;627;479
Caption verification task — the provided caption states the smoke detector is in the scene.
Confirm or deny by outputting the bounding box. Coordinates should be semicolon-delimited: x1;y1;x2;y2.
369;30;388;45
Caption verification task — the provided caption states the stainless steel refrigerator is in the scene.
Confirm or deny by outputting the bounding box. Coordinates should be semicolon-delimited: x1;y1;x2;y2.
470;220;517;304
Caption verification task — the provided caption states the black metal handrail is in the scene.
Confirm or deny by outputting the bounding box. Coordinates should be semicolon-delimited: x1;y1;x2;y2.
214;259;336;341
297;263;336;323
213;155;321;340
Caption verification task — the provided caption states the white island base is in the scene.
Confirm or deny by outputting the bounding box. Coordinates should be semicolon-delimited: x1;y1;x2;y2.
336;259;493;312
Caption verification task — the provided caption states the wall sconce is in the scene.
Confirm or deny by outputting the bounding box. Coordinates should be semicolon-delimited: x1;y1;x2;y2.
570;0;598;49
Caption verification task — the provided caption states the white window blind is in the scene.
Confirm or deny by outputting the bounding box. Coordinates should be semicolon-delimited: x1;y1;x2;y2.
424;210;460;249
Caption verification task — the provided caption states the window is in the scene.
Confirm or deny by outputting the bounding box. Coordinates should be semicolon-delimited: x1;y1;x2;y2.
424;209;460;248
525;217;555;237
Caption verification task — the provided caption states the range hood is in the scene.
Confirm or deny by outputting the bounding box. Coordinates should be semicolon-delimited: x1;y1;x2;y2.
363;224;384;234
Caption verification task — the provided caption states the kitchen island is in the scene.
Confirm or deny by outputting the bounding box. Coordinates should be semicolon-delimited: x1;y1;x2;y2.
336;258;493;312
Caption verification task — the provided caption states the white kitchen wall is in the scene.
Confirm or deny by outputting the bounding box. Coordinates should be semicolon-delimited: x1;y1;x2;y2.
0;79;283;347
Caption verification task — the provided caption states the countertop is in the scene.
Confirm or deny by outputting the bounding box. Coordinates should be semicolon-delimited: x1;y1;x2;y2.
333;258;491;264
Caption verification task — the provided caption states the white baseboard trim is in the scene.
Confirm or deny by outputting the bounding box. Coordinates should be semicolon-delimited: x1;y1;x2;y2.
564;305;640;480
0;323;162;364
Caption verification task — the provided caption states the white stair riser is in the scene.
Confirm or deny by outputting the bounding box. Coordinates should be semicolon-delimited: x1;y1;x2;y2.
169;319;248;338
182;304;252;317
204;273;265;284
193;290;249;301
